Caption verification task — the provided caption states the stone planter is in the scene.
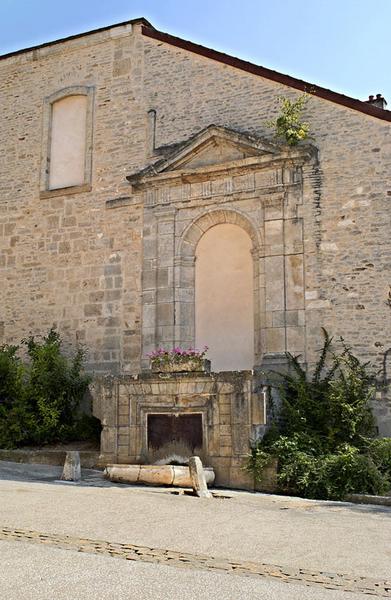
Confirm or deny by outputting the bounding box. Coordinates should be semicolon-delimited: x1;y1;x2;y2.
104;464;215;487
150;358;211;374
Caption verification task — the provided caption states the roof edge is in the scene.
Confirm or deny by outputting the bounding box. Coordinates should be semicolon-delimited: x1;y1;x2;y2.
142;25;391;123
0;17;152;61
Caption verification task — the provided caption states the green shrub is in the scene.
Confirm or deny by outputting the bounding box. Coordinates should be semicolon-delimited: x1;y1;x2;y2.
0;345;29;448
245;443;273;484
245;330;389;500
278;330;376;447
368;437;391;479
0;345;24;407
274;442;388;500
318;446;388;499
23;329;91;445
0;329;96;448
267;94;311;146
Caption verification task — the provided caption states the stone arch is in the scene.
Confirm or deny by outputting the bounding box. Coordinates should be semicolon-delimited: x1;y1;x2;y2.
175;208;263;370
178;208;261;259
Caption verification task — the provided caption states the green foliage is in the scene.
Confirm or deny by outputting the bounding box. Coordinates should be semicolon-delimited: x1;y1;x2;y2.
267;94;311;146
0;345;24;407
367;437;391;479
0;329;97;448
245;330;390;500
0;345;29;447
279;330;376;447
244;443;273;484
274;440;388;499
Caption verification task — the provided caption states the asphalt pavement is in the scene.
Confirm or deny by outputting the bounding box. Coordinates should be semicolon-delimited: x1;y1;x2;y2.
0;460;390;599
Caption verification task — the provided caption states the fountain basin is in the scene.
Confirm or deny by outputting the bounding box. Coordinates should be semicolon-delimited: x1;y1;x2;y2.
104;464;215;487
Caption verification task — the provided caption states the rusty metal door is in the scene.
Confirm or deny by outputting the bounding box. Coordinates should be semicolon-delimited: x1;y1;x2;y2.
147;414;202;452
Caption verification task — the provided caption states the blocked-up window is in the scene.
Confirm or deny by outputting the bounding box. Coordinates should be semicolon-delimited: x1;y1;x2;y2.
49;95;87;189
41;86;93;195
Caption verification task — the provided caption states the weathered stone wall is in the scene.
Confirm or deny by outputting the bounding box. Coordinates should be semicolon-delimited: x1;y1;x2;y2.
142;35;390;370
92;371;272;490
0;22;390;431
0;23;147;373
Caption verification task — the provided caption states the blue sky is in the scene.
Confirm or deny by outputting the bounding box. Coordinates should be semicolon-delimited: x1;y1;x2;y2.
1;0;389;103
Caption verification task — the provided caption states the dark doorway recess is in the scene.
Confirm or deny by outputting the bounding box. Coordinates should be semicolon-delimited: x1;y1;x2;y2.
147;414;202;452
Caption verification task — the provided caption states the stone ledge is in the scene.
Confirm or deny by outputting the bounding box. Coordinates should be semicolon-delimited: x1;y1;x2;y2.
106;196;142;209
0;449;100;469
39;183;92;198
346;493;391;507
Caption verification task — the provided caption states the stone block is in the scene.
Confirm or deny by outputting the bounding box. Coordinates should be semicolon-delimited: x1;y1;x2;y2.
286;326;305;353
263;196;283;220
251;392;266;425
156;302;174;325
265;328;285;353
61;451;81;482
264;220;284;256
265;256;284;311
142;270;156;290
84;303;103;317
285;254;304;310
189;456;212;498
271;310;285;327
284;219;304;254
229;461;254;491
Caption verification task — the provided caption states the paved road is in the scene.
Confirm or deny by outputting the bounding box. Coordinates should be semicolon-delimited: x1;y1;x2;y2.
0;539;380;600
0;461;390;599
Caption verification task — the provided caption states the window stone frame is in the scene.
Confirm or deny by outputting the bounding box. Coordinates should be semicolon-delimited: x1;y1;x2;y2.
40;85;94;198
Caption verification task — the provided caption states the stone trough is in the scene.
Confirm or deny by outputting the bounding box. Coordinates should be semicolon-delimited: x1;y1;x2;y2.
104;464;215;488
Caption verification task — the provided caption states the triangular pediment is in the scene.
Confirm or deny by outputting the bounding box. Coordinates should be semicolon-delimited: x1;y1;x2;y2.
170;137;257;169
127;125;279;185
164;126;277;171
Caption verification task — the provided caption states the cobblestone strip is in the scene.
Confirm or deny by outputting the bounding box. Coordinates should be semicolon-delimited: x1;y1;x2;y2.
0;526;390;597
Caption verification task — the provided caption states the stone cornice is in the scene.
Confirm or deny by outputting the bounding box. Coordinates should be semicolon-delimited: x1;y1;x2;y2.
127;144;316;192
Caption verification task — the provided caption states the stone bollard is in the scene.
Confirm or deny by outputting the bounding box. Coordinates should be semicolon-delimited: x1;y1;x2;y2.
188;456;212;498
61;451;81;482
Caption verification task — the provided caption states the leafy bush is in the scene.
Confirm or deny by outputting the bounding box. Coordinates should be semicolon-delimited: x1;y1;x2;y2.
245;330;390;499
0;329;98;448
368;437;391;479
0;345;29;447
0;345;24;407
267;94;311;146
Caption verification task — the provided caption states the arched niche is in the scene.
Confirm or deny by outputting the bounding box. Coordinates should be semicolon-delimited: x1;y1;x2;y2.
195;223;254;371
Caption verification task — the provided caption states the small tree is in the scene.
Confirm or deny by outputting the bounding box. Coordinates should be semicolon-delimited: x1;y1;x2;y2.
24;329;91;444
0;329;99;448
267;94;311;146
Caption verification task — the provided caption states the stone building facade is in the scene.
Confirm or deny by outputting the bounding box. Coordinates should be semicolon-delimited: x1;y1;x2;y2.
1;19;390;485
